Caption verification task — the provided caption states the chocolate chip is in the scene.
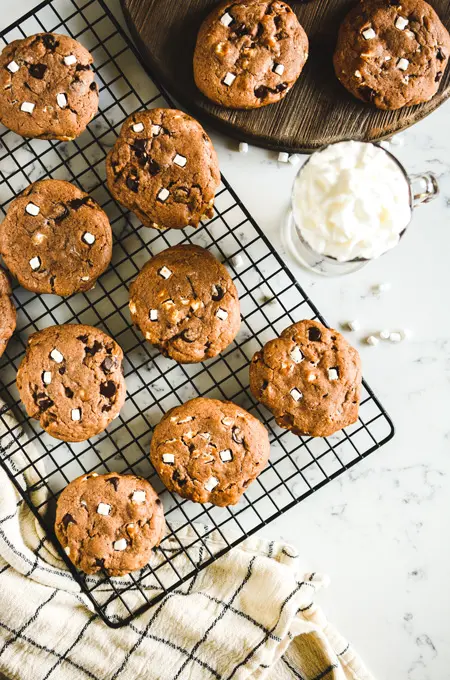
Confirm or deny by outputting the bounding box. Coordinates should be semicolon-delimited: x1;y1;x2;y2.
437;48;446;60
90;82;97;91
54;203;70;224
29;63;47;79
64;387;74;398
69;196;91;210
35;392;54;411
276;83;288;93
358;85;377;103
255;85;270;99
308;327;322;341
100;381;117;398
77;334;89;343
212;285;224;301
85;340;103;356
76;63;91;72
131;139;147;157
126;176;139;192
59;366;66;375
107;476;120;491
261;380;269;391
173;470;187;486
101;356;117;374
41;34;59;51
62;513;75;528
148;159;161;176
233;23;248;37
155;498;162;505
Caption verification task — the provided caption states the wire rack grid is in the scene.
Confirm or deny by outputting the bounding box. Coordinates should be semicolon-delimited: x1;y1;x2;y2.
0;0;394;627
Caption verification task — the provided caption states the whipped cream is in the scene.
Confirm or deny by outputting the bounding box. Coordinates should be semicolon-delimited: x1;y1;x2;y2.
292;141;411;262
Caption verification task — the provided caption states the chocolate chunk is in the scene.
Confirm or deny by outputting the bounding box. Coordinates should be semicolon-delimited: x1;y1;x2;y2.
29;63;48;79
41;34;60;51
148;160;161;176
62;513;75;528
308;327;322;341
85;340;103;356
64;387;74;398
100;381;117;398
54;203;70;224
101;356;117;374
69;196;91;210
107;476;120;491
35;392;54;411
211;285;224;301
126;176;139;192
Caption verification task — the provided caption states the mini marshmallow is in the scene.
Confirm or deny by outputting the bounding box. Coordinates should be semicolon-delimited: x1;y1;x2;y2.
151;124;162;136
219;449;233;462
82;232;95;245
328;368;339;381
278;152;289;163
397;58;409;71
173;154;187;167
80;500;87;506
71;408;81;421
42;371;52;385
50;348;64;363
373;282;391;294
216;308;228;321
290;388;303;402
57;93;68;108
223;72;236;86
178;417;193;423
21;102;35;113
389;332;402;343
113;539;127;551
222;417;234;426
158;266;172;279
158;188;170;202
230;254;243;268
64;55;78;66
29;256;41;271
81;276;90;282
395;16;409;30
7;61;20;73
288;154;302;166
239;142;249;154
362;27;376;39
379;329;391;340
273;63;285;76
132;122;144;133
26;202;40;216
354;70;362;79
198;432;211;440
346;320;360;332
65;546;71;556
162;453;175;464
366;335;380;346
220;12;233;26
131;490;146;503
290;346;304;364
149;309;158;321
204;476;219;492
97;503;111;516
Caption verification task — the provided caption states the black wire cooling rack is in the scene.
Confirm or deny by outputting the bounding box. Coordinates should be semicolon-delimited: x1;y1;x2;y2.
0;0;394;628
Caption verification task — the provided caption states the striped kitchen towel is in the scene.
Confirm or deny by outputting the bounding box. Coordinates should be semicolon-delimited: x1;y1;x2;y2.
0;407;375;680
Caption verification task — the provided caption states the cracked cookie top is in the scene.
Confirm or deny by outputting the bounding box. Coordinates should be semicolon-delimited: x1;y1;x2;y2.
0;268;16;359
249;320;362;438
193;0;309;109
106;108;221;230
0;33;99;140
55;472;165;576
16;324;126;442
333;0;450;110
129;244;240;363
0;179;112;296
150;398;270;506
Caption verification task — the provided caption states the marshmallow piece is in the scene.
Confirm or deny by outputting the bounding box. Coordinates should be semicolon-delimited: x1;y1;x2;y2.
278;152;289;163
223;72;236;86
346;320;360;332
42;371;52;385
21;102;35;113
80;500;87;506
173;154;187;168
397;58;409;71
290;346;304;364
132;122;144;133
390;135;404;147
81;276;90;282
162;453;175;464
230;254;243;268
221;417;234;426
288;154;302;166
113;539;127;551
395;16;409;30
290;388;303;402
71;408;81;421
149;309;158;321
26;202;40;216
220;12;233;26
158;188;170;202
379;329;391;340
389;332;402;343
204;476;219;492
50;348;64;363
82;232;95;245
198;432;211;440
29;256;41;271
151;124;162;136
273;63;285;75
400;328;412;340
97;503;111;516
239;142;249;154
7;60;20;73
328;368;339;381
158;266;172;279
362;27;376;39
64;54;77;66
65;546;71;556
373;282;392;294
57;93;68;108
216;308;228;321
178;417;193;423
131;490;146;503
354;70;362;79
366;335;380;346
219;449;233;462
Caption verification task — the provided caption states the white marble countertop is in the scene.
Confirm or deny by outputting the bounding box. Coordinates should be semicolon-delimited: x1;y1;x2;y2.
3;1;450;678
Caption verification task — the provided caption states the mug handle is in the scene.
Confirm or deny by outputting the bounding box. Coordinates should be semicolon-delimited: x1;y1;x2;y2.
409;172;439;207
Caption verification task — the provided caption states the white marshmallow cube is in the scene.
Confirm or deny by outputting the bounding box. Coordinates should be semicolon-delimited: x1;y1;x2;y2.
397;58;409;71
26;202;40;216
113;539;127;551
290;388;303;401
158;188;170;202
204;476;219;492
82;232;95;245
21;102;35;113
50;348;64;363
395;16;409;30
362;27;376;39
162;453;175;464
219;449;233;462
29;256;41;271
131;490;146;503
132;122;144;133
64;55;77;66
223;72;236;86
173;154;187;167
7;61;20;73
97;503;111;516
71;408;81;421
220;12;233;26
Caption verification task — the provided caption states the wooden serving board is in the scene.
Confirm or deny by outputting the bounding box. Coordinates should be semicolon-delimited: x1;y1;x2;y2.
121;0;450;152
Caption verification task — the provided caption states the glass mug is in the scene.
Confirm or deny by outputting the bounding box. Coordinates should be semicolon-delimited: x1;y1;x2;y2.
285;141;439;276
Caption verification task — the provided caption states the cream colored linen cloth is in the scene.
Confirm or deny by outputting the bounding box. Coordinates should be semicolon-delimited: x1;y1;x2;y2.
0;409;375;680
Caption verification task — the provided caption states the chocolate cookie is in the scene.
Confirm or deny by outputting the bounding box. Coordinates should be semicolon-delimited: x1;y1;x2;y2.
0;180;112;296
333;0;450;110
0;33;99;140
150;398;270;506
106;109;221;230
250;320;362;437
129;245;240;363
16;324;126;442
0;268;16;358
193;0;309;109
55;472;165;576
